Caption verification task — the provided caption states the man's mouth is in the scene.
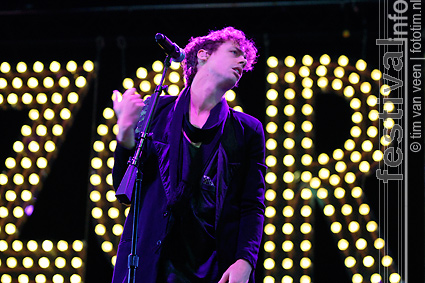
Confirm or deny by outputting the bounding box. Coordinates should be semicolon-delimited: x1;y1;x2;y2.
232;67;242;77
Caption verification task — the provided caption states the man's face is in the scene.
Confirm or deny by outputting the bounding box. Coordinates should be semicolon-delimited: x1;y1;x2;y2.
200;41;247;89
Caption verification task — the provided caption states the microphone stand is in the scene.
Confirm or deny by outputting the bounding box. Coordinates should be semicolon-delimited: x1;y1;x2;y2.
115;55;173;283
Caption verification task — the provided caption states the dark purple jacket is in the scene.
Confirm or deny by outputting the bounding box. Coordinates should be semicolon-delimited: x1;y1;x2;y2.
112;94;266;283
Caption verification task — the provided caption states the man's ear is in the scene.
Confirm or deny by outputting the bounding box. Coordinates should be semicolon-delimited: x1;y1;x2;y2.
197;49;209;66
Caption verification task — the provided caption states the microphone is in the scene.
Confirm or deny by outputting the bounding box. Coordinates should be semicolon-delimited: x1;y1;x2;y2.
155;33;186;62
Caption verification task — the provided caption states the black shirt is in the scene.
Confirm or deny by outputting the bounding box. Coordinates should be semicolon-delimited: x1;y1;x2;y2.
157;100;228;283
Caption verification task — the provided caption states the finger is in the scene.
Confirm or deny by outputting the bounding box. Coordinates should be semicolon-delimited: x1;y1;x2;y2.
112;90;122;109
134;101;146;108
113;90;122;100
127;93;145;106
127;94;144;102
217;272;229;283
122;88;136;97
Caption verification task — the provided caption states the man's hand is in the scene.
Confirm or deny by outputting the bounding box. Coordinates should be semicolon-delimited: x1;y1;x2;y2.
218;259;252;283
113;88;145;149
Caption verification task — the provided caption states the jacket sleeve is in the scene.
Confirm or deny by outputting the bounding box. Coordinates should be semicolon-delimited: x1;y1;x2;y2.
112;95;178;191
235;120;267;269
112;142;135;191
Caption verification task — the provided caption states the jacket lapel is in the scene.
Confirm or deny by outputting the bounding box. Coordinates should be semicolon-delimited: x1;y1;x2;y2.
153;141;172;201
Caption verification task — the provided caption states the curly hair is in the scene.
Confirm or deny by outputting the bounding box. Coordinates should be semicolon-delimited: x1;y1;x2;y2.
181;26;258;86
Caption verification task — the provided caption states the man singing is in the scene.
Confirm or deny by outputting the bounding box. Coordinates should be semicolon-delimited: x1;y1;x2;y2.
112;26;266;283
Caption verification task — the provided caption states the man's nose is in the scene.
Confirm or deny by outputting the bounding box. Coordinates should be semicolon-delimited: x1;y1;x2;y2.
239;57;247;68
